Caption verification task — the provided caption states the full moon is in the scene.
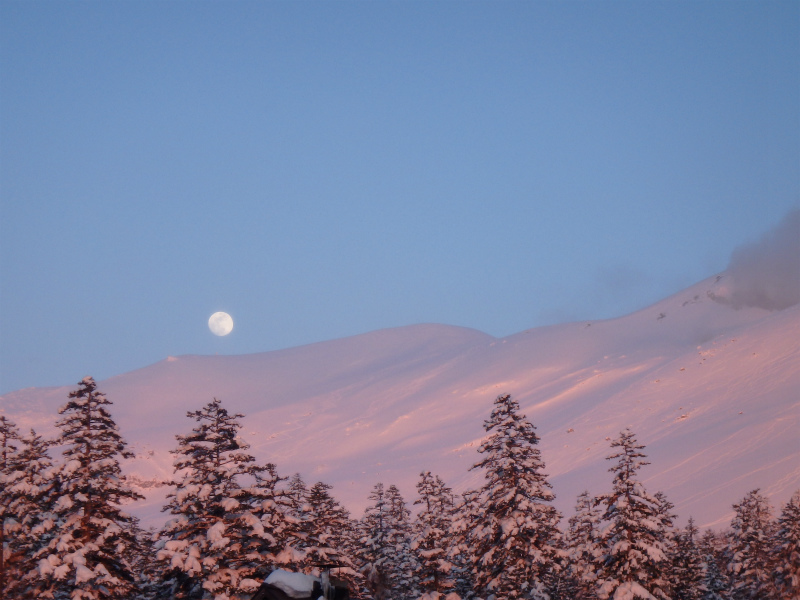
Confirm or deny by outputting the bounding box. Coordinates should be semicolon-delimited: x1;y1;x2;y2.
208;312;234;336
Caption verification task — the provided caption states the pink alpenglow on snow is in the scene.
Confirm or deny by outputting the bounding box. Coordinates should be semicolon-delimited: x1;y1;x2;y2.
0;273;798;531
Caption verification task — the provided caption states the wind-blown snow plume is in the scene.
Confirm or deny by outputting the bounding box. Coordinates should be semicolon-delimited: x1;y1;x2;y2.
712;209;800;311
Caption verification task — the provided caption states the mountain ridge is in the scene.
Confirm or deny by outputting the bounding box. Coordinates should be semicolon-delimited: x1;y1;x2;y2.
1;274;798;530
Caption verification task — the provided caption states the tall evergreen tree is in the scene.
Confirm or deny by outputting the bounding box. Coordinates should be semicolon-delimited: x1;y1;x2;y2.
126;520;162;600
772;490;800;600
654;491;677;542
412;471;456;597
237;462;301;577
566;491;605;600
36;376;145;600
698;530;732;600
301;481;360;587
286;473;309;518
385;484;418;599
728;489;776;600
3;428;59;599
670;518;707;600
468;393;561;600
158;397;292;600
359;482;392;600
596;428;671;600
0;415;22;597
653;492;678;597
299;482;353;567
358;483;417;600
281;472;312;570
448;490;480;600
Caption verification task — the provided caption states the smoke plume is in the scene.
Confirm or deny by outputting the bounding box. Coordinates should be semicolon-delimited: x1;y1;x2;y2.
712;209;800;311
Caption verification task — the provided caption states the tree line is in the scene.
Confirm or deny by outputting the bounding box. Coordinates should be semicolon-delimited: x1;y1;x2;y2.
0;377;798;600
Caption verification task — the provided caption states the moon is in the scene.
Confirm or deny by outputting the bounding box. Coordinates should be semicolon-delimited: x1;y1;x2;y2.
208;312;234;336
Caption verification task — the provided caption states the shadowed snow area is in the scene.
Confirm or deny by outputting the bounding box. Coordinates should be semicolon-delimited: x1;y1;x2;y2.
1;275;798;530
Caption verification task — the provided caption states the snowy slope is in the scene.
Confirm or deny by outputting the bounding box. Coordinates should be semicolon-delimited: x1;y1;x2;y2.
1;274;798;530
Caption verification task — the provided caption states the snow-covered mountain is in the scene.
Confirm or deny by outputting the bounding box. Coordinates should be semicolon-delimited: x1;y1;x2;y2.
1;274;798;530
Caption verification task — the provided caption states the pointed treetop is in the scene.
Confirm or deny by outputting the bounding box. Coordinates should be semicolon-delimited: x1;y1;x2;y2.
0;415;21;463
483;393;533;434
607;427;650;479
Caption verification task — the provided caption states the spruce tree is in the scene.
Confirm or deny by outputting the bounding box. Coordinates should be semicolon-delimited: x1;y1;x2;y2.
359;482;392;600
670;518;707;600
412;471;456;597
3;429;59;599
772;490;800;600
301;481;355;567
653;491;678;597
448;490;480;600
698;530;732;600
126;519;162;600
237;461;301;577
385;484;418;599
728;489;776;600
468;393;561;600
286;473;309;519
37;376;145;600
158;397;289;600
596;428;671;600
566;491;604;600
301;481;361;594
0;415;21;597
282;472;312;570
358;483;417;599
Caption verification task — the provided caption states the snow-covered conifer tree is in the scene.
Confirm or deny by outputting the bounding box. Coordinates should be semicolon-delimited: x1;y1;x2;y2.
698;530;732;600
158;397;277;600
653;491;677;540
125;519;163;600
0;416;20;468
772;490;800;600
596;428;671;600
296;481;363;596
37;376;145;600
3;429;59;599
653;491;678;597
0;415;22;597
238;461;303;576
359;482;392;600
286;473;309;518
301;481;355;568
468;393;561;600
385;484;418;599
412;471;456;597
357;483;417;598
728;489;776;600
669;518;707;600
280;472;313;569
566;490;605;600
448;490;480;599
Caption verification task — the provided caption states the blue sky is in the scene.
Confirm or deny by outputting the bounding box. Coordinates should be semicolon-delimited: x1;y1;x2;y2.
1;1;798;394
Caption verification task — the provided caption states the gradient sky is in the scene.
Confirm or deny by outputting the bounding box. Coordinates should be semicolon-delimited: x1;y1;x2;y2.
1;1;798;394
